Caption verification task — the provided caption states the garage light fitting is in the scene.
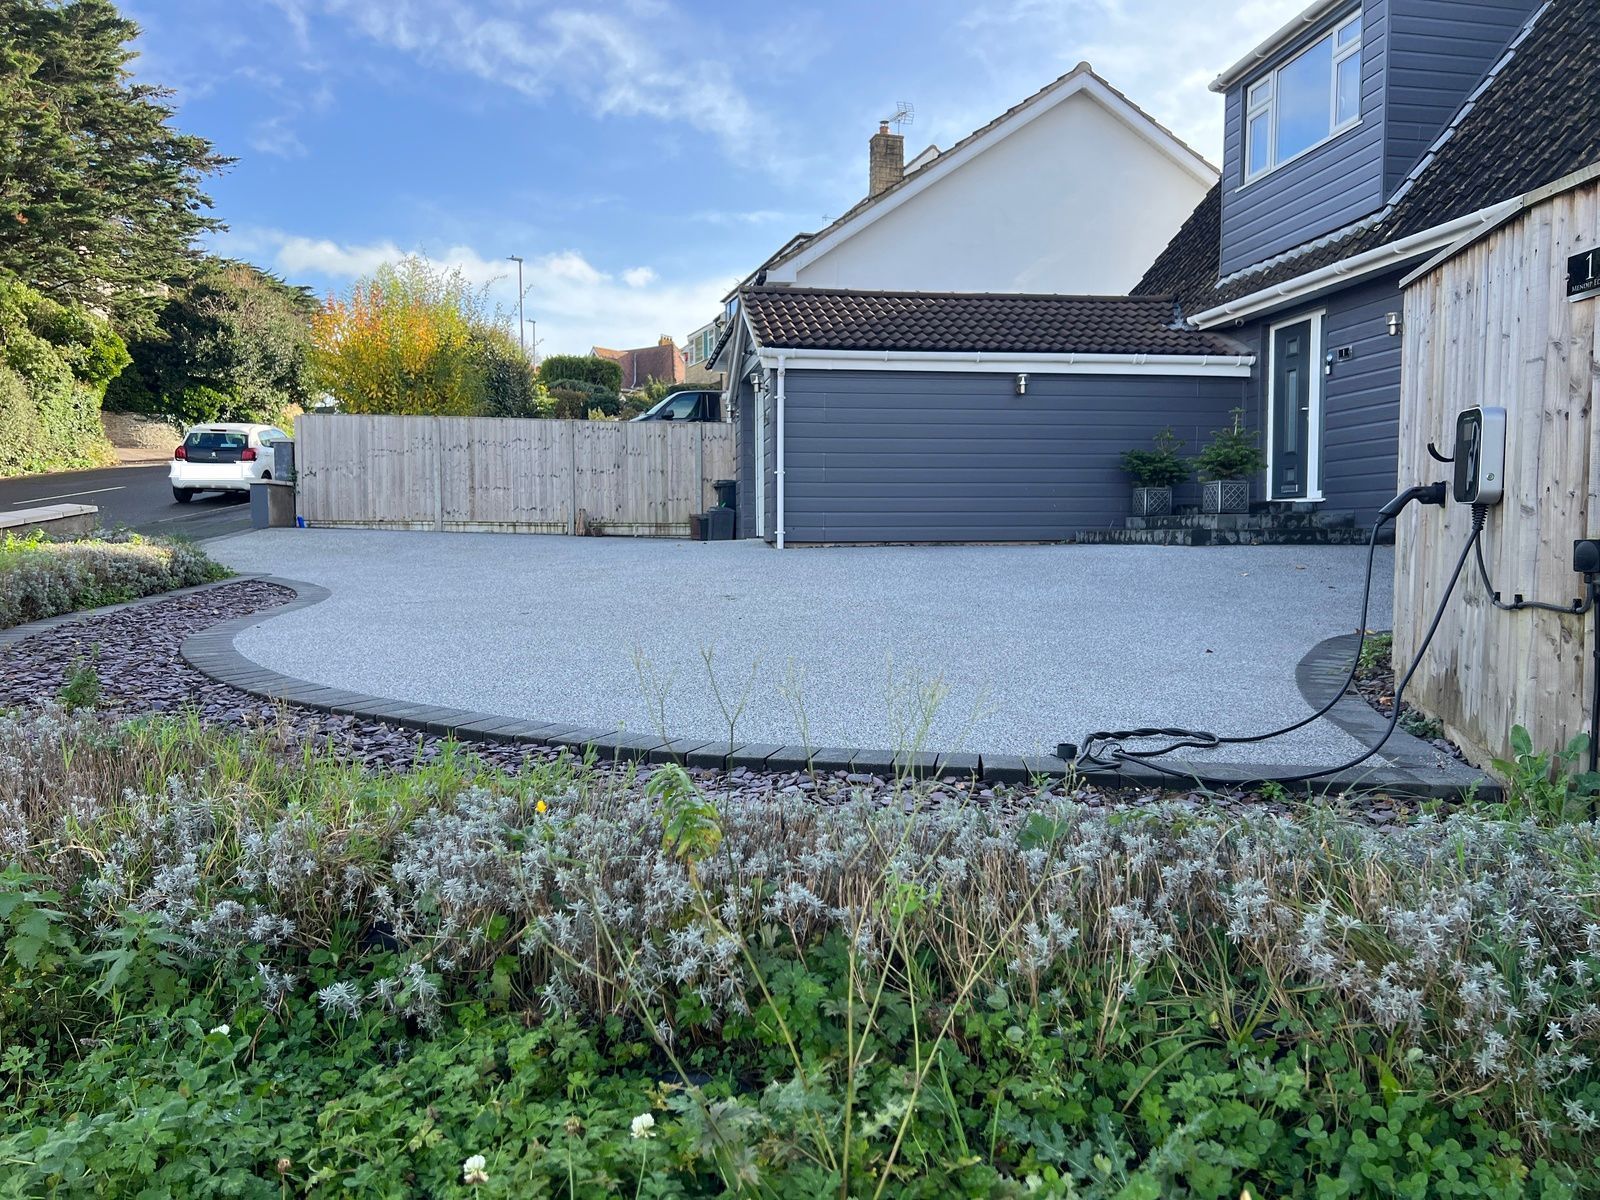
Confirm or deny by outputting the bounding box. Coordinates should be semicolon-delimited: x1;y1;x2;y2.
1014;372;1029;395
1386;311;1403;336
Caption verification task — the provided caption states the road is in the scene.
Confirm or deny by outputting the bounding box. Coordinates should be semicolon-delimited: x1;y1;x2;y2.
0;462;255;540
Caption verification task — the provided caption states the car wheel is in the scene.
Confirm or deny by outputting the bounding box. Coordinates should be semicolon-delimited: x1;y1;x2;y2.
173;487;195;504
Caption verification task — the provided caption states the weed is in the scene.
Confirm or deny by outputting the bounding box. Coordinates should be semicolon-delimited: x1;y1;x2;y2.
56;649;102;710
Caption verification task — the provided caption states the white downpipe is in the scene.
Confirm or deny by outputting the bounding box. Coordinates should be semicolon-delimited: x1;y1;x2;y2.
775;354;787;550
755;380;766;538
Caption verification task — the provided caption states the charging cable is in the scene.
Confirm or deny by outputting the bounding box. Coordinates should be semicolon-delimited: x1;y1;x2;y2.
1473;503;1592;614
1065;483;1477;787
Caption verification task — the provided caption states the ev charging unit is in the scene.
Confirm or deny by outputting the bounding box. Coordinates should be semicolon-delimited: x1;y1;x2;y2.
1452;406;1506;507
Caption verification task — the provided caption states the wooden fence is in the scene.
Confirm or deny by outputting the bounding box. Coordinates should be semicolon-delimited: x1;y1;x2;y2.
295;415;736;537
1394;170;1600;767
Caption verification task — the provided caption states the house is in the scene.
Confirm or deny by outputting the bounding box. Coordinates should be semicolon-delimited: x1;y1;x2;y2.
1135;0;1600;525
741;63;1219;296
717;288;1253;544
591;337;686;390
683;319;723;386
717;0;1600;546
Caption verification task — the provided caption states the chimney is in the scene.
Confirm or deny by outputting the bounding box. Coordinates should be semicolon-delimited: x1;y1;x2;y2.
658;335;674;346
869;121;904;198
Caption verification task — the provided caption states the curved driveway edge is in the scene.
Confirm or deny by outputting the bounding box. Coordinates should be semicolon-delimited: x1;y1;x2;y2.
172;576;1495;802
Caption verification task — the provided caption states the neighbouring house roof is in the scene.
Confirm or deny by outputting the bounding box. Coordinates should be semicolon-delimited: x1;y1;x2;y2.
739;287;1249;358
752;63;1217;286
591;342;686;389
1138;0;1600;323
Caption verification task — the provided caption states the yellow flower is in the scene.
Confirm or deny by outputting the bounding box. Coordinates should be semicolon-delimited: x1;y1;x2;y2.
536;799;548;814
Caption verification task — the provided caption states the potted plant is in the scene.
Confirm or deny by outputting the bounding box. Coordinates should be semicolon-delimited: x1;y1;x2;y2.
1119;428;1190;517
1194;409;1266;514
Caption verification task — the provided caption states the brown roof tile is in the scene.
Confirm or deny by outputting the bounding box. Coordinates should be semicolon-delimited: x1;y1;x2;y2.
740;287;1249;357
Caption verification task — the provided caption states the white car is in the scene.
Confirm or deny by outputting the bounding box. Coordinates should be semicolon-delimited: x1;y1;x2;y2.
170;423;290;504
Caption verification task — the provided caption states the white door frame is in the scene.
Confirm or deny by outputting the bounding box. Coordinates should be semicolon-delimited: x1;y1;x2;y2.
1264;308;1326;502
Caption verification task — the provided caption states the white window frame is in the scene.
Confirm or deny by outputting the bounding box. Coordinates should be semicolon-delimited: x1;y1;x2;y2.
1243;12;1363;185
1265;309;1326;503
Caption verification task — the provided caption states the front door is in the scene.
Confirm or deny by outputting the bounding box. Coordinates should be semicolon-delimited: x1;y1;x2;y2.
1269;318;1319;500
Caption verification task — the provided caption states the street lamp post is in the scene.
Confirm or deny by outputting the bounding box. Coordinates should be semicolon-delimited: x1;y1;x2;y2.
507;255;526;356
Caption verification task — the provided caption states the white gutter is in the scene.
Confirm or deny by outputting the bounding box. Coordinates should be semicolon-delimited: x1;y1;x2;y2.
1211;0;1348;93
753;348;1254;377
774;354;787;551
1400;160;1600;289
1189;200;1519;329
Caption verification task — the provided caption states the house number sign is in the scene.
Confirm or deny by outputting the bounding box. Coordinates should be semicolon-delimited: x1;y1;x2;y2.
1570;246;1600;303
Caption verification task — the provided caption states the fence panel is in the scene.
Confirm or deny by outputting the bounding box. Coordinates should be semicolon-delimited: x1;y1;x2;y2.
1394;177;1600;768
296;414;734;538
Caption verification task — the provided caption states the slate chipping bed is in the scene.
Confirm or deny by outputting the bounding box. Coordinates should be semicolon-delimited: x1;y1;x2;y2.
0;581;1438;825
1351;638;1468;765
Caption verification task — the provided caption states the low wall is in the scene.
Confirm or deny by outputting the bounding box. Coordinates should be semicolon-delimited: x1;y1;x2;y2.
100;410;180;451
0;503;98;539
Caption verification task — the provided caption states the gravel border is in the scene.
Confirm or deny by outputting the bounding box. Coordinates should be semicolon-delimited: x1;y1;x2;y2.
173;576;1495;801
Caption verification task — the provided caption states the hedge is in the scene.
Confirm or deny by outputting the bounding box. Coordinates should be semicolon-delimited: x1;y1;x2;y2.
0;275;127;477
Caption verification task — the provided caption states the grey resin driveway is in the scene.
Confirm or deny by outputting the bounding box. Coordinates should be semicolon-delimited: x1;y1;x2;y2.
208;530;1396;768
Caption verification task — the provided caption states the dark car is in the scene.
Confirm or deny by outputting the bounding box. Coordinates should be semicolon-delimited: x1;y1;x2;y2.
631;389;723;422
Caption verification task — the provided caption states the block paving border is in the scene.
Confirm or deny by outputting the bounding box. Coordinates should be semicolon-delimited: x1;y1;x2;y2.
0;574;1494;800
157;576;1488;800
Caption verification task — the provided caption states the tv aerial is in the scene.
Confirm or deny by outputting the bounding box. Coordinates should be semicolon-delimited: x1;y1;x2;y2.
884;101;915;132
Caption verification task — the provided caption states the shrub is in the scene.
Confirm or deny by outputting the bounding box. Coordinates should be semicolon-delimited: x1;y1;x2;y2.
472;325;550;418
537;353;623;393
1119;427;1191;488
545;377;620;419
0;530;230;628
0;711;1594;1195
0;275;126;477
311;258;488;416
1194;407;1267;481
106;258;317;426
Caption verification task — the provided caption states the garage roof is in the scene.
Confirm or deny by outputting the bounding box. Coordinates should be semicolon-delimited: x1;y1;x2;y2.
740;287;1250;358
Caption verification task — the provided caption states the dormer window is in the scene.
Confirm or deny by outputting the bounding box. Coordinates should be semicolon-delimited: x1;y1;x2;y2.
1244;12;1363;181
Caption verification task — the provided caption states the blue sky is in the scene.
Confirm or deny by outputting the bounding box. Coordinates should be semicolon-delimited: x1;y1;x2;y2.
124;0;1305;355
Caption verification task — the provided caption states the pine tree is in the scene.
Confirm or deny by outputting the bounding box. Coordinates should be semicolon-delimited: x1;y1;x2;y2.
0;0;230;335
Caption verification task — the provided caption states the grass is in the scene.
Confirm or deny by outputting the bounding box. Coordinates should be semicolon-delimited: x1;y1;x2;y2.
0;705;1596;1195
0;528;231;628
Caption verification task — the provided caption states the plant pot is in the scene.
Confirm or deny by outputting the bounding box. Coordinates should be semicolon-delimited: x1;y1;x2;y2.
1131;486;1173;517
1202;479;1250;514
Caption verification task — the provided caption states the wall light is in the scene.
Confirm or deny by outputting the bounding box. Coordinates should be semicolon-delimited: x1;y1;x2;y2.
1015;373;1029;395
1386;311;1403;337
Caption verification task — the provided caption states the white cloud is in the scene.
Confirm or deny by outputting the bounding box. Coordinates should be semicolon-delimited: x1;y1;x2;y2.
693;209;797;227
956;0;1310;161
221;226;737;356
250;116;307;158
304;0;763;159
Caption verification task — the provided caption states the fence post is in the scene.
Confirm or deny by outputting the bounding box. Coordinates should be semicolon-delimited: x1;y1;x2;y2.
567;421;578;535
433;418;445;532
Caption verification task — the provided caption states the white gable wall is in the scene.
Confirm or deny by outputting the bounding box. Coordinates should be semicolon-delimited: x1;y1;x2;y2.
769;92;1213;295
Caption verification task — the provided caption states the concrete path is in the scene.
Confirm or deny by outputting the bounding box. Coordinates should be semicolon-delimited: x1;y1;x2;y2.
208;530;1398;767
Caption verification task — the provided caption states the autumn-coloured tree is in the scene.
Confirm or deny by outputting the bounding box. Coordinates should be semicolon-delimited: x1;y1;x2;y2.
311;258;497;416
